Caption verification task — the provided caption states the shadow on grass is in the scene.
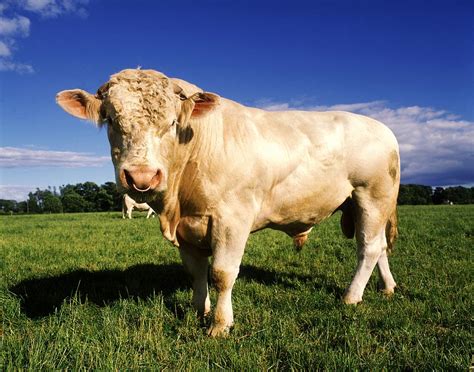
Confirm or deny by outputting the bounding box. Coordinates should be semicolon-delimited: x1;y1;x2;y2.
9;263;343;319
10;264;188;319
239;266;344;297
239;266;312;286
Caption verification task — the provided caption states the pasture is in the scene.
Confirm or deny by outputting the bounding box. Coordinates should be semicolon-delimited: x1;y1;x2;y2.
1;205;473;369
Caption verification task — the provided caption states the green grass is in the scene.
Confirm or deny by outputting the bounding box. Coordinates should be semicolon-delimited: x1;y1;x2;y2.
1;206;473;370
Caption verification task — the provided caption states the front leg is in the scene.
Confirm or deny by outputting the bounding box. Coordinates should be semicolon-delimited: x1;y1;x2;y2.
208;221;250;337
178;243;211;318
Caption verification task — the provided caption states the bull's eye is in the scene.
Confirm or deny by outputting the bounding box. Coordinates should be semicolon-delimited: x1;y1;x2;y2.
112;148;120;161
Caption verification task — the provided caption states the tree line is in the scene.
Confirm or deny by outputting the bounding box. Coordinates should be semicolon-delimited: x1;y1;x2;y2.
0;182;122;214
0;183;473;214
397;184;474;205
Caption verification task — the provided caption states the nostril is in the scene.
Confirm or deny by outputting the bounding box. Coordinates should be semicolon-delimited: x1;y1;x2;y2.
119;168;131;189
123;169;135;189
121;167;163;192
149;169;162;190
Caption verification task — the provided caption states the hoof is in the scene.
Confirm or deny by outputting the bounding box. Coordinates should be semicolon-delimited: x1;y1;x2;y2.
380;286;396;297
342;291;362;305
198;309;211;321
207;323;232;337
377;281;397;296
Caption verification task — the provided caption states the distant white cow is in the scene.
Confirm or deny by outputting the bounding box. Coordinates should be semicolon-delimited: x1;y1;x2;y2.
122;194;156;219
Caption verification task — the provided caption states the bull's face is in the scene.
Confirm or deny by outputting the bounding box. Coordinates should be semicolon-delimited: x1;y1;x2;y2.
56;69;219;203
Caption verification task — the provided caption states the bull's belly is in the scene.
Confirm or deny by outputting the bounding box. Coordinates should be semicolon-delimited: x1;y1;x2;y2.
253;206;333;237
254;184;352;236
177;213;317;253
175;181;351;251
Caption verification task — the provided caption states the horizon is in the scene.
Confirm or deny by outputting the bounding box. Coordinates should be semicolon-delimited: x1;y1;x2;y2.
3;182;473;205
1;0;473;201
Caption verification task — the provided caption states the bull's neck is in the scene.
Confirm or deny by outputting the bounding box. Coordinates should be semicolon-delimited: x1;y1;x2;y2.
158;112;224;244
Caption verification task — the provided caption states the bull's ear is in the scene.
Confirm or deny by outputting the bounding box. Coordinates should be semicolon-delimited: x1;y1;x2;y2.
56;89;102;124
190;92;220;118
177;92;220;127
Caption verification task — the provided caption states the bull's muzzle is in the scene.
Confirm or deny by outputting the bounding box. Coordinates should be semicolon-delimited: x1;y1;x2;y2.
120;166;162;192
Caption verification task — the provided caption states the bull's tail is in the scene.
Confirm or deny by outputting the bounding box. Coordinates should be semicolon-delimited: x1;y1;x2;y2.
385;205;398;253
339;198;355;239
338;198;398;253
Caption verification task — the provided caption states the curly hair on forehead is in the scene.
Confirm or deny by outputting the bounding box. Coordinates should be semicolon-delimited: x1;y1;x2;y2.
102;69;177;130
108;69;169;90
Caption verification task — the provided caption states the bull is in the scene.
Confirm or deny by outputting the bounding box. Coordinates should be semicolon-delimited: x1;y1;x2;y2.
57;69;400;337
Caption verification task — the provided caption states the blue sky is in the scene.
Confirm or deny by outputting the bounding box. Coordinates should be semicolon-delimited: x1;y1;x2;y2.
1;0;473;201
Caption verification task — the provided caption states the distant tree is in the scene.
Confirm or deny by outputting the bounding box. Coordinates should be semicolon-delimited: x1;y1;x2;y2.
398;184;433;205
72;182;101;211
0;199;17;213
61;191;87;212
43;193;63;213
17;201;28;213
60;184;76;196
96;189;114;211
25;189;63;213
57;182;123;212
432;187;447;204
444;186;473;204
26;191;42;213
101;182;122;211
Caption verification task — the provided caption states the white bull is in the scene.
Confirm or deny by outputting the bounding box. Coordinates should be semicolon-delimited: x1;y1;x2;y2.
57;69;400;337
122;193;156;219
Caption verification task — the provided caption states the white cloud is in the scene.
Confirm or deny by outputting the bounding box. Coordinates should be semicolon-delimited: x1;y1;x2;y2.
0;14;32;69
0;147;110;168
0;0;90;74
0;40;11;56
0;13;32;73
0;184;38;202
21;0;90;18
257;100;474;186
23;0;55;12
0;15;30;37
0;59;34;73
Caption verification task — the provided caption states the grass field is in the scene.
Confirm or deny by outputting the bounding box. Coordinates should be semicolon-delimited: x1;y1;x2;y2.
1;205;473;370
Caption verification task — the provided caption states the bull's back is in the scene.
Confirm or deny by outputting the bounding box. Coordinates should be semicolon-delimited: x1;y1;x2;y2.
254;109;399;185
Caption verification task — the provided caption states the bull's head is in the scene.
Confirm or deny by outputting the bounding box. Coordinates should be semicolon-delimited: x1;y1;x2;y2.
56;69;219;203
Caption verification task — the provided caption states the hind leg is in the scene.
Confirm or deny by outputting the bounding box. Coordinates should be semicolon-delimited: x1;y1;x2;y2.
377;249;396;295
343;228;385;304
343;192;389;304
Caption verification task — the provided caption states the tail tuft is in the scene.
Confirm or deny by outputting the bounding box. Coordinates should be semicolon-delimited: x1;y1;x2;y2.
385;207;398;253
